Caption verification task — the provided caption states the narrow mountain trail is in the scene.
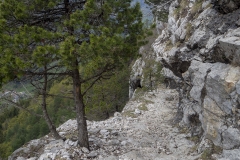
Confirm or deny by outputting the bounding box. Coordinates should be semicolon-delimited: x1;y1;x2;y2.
114;87;200;160
10;87;202;160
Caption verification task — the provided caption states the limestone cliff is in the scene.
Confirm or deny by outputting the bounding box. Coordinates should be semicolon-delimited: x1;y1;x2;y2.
149;0;240;157
9;0;240;159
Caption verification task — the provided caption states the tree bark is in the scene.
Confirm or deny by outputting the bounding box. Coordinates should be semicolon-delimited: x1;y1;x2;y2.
42;65;62;140
72;60;89;148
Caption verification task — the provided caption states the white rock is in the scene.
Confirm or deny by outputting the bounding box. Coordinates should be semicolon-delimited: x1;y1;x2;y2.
114;112;121;117
16;157;26;160
134;109;141;115
81;147;89;153
108;139;120;145
87;151;98;158
100;129;110;136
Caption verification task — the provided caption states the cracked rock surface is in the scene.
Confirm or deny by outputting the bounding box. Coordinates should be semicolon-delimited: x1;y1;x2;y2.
151;0;240;157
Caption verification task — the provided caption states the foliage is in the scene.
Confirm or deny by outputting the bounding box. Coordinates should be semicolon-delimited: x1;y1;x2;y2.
164;40;174;51
0;80;74;158
145;0;169;5
0;0;146;98
142;58;164;91
0;0;146;148
0;142;12;158
213;145;223;155
190;0;203;16
47;79;75;126
155;10;169;23
123;110;138;118
0;104;42;158
0;68;131;158
138;104;148;111
200;144;222;160
84;66;130;120
185;22;193;41
173;0;188;19
186;135;200;144
144;0;169;22
200;149;213;160
2;81;35;93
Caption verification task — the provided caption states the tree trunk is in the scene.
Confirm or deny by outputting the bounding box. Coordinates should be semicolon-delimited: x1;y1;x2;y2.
42;65;62;140
64;0;89;147
72;60;89;148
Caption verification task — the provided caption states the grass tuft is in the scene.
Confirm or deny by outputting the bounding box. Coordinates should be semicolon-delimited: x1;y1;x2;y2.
138;104;148;111
185;22;193;41
122;110;137;118
164;40;173;51
191;0;203;17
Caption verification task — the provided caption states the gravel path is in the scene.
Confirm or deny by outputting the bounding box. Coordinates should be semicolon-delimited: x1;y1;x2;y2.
10;87;202;160
115;88;200;160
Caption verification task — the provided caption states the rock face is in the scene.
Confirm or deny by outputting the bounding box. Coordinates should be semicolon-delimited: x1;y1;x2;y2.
151;0;240;157
9;0;240;159
129;58;145;99
9;87;204;160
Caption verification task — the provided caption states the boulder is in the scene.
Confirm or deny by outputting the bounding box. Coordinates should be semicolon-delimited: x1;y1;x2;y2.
202;96;225;146
215;36;240;66
212;0;240;14
189;60;213;103
206;64;240;114
218;148;240;160
222;127;240;149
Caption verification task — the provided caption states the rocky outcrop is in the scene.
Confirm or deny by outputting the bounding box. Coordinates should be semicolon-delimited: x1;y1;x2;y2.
214;28;240;65
152;0;240;157
9;87;205;160
129;58;145;99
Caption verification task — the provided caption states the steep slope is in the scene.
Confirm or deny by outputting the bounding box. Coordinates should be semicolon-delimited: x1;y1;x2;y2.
9;86;205;160
149;0;240;159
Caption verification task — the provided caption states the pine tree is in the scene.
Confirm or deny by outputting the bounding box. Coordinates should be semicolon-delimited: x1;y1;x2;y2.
0;0;146;148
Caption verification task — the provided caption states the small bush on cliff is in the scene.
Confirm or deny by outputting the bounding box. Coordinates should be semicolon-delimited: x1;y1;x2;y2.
174;0;189;19
185;22;193;41
191;0;203;17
